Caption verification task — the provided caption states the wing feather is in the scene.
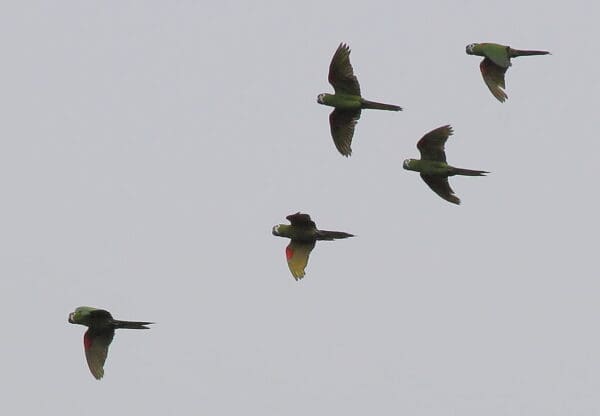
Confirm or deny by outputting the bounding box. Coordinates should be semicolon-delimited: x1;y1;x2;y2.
329;109;361;157
417;125;452;162
420;174;460;205
480;58;508;102
286;213;316;228
286;241;316;280
84;328;114;379
328;43;361;96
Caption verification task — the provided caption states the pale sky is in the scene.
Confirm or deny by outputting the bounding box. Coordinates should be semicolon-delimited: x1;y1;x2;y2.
1;1;599;415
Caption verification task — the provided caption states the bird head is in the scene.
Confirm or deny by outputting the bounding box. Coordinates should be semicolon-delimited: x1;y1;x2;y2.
68;306;97;325
316;93;326;104
465;43;477;55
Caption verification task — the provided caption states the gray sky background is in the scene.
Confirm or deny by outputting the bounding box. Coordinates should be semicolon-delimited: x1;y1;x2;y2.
1;1;599;415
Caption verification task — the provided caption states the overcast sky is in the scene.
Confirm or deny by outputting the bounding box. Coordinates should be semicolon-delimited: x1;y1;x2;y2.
1;1;599;415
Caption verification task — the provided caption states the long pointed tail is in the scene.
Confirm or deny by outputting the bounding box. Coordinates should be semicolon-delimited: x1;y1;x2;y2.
451;167;489;176
113;320;153;329
510;48;550;57
361;99;402;111
316;230;355;241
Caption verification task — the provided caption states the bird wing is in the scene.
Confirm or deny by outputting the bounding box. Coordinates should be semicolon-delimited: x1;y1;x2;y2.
286;212;316;228
417;125;452;162
480;58;508;102
328;43;361;96
481;44;511;68
420;174;460;205
83;328;115;379
329;109;361;157
286;240;316;280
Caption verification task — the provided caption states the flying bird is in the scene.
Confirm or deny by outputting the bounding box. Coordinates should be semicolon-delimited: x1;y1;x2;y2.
272;212;354;280
465;42;550;102
403;125;488;205
68;306;153;379
317;43;402;156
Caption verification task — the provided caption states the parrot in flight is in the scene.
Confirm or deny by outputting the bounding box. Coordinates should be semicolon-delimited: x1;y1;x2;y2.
272;212;354;280
68;306;153;379
466;42;550;102
317;43;402;156
403;125;488;205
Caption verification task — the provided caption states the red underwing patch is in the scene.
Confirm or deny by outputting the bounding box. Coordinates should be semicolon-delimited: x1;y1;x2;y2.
480;60;488;75
84;331;93;350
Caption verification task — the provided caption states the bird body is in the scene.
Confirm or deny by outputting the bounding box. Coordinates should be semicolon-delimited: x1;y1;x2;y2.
317;43;401;156
318;92;402;112
273;222;353;242
69;306;152;379
272;213;353;280
466;42;549;102
467;42;549;65
317;92;363;111
403;125;488;205
403;159;454;176
403;159;486;177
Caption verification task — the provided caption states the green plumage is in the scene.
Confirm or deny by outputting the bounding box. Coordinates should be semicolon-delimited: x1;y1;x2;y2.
403;125;488;205
69;306;152;379
466;42;550;102
317;43;402;156
272;213;354;280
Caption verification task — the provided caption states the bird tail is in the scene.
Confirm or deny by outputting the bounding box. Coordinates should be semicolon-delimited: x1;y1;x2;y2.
451;167;489;176
510;48;550;57
361;99;402;111
113;320;153;329
316;230;355;241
